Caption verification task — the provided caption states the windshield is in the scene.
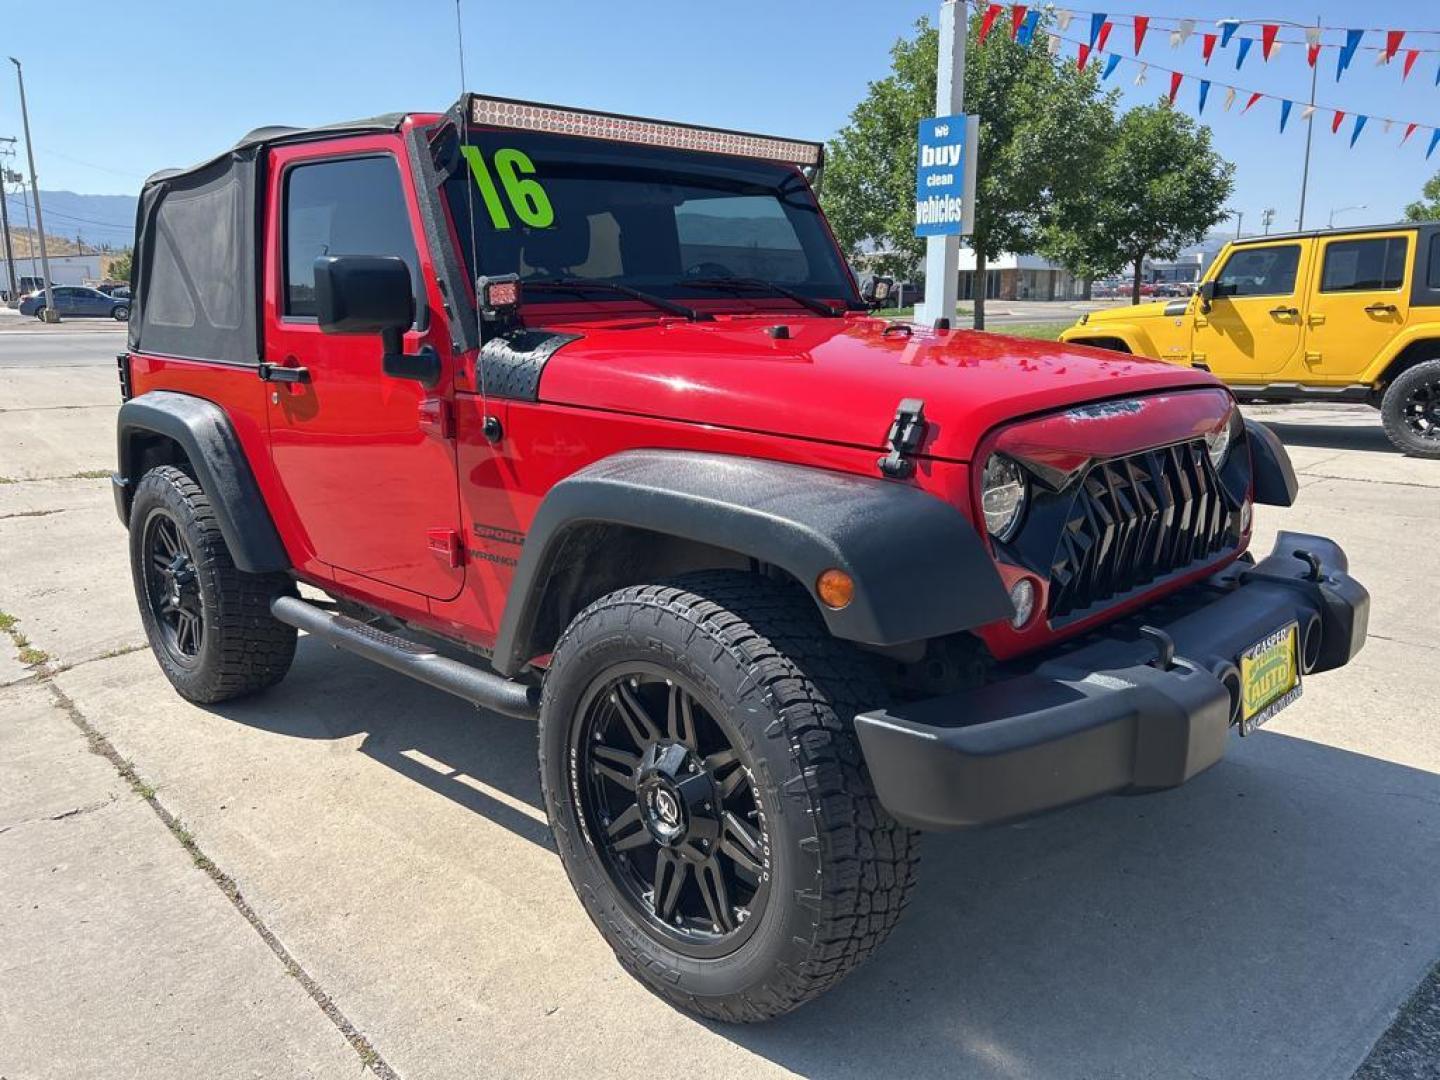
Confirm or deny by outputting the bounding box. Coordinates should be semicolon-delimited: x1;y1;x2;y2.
442;127;858;308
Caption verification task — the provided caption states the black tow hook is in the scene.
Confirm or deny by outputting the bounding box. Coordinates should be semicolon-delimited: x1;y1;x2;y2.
1292;549;1323;582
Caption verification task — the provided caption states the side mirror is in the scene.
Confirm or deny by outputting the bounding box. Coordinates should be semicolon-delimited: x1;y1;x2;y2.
313;255;438;384
1198;279;1216;313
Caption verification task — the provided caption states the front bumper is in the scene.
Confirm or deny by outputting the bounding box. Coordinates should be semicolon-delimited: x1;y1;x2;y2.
854;532;1368;829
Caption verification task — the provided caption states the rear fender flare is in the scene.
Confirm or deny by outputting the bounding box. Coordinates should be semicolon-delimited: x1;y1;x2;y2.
491;450;1012;676
115;390;289;573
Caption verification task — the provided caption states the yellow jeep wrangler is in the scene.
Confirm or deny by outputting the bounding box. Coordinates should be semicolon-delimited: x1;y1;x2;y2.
1061;223;1440;457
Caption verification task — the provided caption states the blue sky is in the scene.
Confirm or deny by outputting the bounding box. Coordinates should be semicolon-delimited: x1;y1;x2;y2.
2;0;1437;245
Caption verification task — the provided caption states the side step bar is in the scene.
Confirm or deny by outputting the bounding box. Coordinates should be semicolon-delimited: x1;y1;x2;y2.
270;595;541;720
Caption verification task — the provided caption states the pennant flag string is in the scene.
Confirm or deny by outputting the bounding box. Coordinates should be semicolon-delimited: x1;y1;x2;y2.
977;3;1002;46
1096;19;1114;53
1201;33;1217;65
1427;130;1439;160
1261;24;1279;60
1017;8;1040;46
1235;37;1252;70
980;17;1440;157
1132;15;1148;55
1009;4;1028;41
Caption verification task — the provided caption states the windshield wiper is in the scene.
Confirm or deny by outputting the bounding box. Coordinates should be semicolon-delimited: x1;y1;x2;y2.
683;276;844;318
524;277;709;322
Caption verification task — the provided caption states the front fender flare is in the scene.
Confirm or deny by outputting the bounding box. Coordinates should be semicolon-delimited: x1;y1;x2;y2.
116;391;289;573
492;450;1012;675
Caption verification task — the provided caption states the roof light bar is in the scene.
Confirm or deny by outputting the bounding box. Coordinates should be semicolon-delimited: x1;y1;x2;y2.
466;94;822;168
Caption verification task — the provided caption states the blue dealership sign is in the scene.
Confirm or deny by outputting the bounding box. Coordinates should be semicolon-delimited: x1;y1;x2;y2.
915;113;977;237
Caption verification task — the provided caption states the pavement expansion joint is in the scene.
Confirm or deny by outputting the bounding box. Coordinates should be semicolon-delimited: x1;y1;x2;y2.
36;673;402;1080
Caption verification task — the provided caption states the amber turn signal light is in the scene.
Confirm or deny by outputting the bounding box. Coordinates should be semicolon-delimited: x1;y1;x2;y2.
816;568;855;610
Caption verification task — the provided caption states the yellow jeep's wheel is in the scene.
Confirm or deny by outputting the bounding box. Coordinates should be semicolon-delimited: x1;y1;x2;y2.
1381;359;1440;459
538;572;918;1022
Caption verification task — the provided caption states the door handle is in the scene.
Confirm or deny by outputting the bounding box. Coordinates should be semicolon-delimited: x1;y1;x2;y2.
258;362;311;384
1364;303;1398;315
1269;306;1299;317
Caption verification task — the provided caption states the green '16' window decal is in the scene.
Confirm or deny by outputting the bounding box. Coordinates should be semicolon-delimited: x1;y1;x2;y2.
461;146;555;230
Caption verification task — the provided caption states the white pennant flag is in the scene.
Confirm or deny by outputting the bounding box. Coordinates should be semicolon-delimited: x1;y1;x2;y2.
1169;29;1182;47
1178;19;1196;44
1383;119;1393;133
1047;32;1061;55
1223;86;1237;110
1305;26;1322;46
1270;41;1281;58
1375;49;1389;66
1056;9;1073;31
1300;104;1316;120
1134;62;1148;85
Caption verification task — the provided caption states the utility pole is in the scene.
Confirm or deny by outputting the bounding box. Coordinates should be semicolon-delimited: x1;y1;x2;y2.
10;168;39;285
0;139;17;300
1261;208;1276;235
10;57;57;322
1233;210;1244;239
916;0;965;329
1296;15;1320;230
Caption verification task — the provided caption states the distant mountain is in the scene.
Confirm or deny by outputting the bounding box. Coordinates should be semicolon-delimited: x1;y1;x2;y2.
2;189;137;250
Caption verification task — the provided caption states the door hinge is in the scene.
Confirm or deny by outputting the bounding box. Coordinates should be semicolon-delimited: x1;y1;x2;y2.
419;397;455;439
877;398;927;479
426;528;465;569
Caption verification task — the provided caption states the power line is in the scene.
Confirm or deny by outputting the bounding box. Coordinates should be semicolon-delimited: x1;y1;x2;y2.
2;195;132;232
36;146;147;180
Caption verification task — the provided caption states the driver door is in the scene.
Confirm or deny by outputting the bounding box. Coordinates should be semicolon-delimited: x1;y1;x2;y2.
1192;241;1309;381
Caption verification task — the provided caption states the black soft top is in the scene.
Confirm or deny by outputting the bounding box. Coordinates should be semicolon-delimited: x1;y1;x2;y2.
129;113;416;364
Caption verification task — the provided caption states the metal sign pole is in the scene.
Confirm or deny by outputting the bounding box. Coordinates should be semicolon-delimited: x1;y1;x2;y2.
916;0;965;328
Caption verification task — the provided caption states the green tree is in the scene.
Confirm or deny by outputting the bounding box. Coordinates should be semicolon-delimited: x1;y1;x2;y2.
107;249;133;284
1045;102;1233;304
1404;171;1440;222
823;11;1113;328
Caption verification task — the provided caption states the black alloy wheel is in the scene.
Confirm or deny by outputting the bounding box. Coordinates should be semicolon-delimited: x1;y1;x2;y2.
1381;359;1440;459
573;665;769;956
142;509;205;666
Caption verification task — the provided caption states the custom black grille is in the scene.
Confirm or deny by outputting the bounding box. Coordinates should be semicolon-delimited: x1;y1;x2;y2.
1047;440;1233;621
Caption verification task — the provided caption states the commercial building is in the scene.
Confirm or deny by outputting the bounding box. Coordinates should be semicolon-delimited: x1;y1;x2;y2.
956;249;1089;301
0;253;108;299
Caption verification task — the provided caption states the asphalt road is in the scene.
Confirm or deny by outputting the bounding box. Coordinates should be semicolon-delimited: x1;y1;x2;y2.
2;322;1437;1079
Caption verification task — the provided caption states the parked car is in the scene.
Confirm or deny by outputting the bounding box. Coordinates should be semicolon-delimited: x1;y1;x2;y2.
96;283;133;299
115;93;1368;1021
1061;222;1440;456
20;285;130;321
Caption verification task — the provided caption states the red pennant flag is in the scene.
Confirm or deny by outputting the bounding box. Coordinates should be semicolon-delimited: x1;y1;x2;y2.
1201;33;1217;64
1096;20;1113;52
1261;24;1279;59
1403;122;1418;144
1168;70;1183;104
1307;43;1321;67
1133;15;1149;55
1385;30;1405;60
1243;91;1263;113
1010;5;1028;40
1331;110;1345;134
1403;49;1420;80
978;3;1003;45
1077;43;1092;70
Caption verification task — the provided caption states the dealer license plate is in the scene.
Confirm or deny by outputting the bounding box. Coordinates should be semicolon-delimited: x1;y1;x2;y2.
1239;623;1302;735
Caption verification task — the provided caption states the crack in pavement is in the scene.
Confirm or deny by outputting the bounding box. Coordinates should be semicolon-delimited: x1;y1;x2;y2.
38;676;401;1080
0;797;114;836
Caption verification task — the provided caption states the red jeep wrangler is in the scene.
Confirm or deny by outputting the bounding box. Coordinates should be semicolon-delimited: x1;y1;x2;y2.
116;95;1368;1021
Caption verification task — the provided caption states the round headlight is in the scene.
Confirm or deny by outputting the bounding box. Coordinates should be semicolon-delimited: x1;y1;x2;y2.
1206;409;1238;471
981;455;1027;542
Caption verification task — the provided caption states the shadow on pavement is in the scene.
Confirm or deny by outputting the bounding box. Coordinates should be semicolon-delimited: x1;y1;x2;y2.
1264;420;1399;455
219;639;1440;1080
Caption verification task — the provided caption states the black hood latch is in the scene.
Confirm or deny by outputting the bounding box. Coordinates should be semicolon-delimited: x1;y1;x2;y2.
877;398;927;479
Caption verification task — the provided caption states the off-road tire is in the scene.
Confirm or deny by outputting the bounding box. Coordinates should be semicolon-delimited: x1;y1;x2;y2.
538;571;919;1022
129;465;297;702
1380;359;1440;459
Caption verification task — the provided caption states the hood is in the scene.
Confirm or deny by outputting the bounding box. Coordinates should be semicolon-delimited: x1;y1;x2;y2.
536;315;1222;463
1082;299;1189;324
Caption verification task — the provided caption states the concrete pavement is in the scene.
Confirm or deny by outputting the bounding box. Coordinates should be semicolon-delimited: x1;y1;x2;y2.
1;330;1438;1078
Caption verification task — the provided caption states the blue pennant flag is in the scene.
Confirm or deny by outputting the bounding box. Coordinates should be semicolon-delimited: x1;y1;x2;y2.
1279;99;1293;132
1198;80;1211;114
1435;59;1439;85
1102;53;1121;80
1018;8;1040;46
1350;114;1367;147
1235;37;1252;69
1219;20;1239;48
1429;130;1440;160
1336;28;1363;81
1090;12;1107;48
